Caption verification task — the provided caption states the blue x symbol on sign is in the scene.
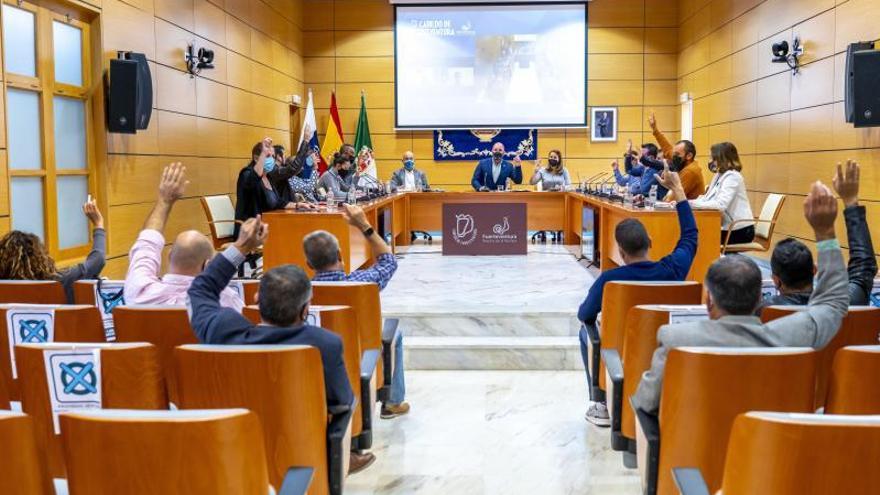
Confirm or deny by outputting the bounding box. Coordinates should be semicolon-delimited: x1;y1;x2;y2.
59;362;98;395
19;319;48;343
99;290;125;314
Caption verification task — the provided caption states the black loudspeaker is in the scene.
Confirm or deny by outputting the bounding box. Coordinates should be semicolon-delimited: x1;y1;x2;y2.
845;42;880;128
108;51;152;134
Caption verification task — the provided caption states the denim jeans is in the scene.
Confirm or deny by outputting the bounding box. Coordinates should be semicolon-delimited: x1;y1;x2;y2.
389;334;406;405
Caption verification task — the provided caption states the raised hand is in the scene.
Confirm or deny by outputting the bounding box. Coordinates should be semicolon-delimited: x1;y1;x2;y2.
803;181;839;241
158;162;188;204
341;203;370;230
611;159;620;172
627;139;633;155
534;158;543;172
234;216;268;254
832;159;860;207
513;155;522;167
648;111;657;130
82;196;104;229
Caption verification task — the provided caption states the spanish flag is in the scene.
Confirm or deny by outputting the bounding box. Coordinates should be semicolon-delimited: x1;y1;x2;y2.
319;92;344;174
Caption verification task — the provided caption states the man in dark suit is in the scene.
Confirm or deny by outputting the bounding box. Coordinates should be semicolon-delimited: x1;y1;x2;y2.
471;142;523;191
187;216;376;473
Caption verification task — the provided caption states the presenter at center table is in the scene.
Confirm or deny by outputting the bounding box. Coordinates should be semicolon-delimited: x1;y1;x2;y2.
471;142;524;191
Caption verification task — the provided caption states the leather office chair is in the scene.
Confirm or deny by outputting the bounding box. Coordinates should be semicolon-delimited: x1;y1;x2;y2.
721;193;785;255
242;304;379;450
604;304;708;455
61;408;314;495
674;412;880;495
112;306;197;405
312;282;402;405
826;345;880;414
0;411;53;494
201;195;262;277
762;305;880;408
585;281;702;407
0;280;66;304
633;347;818;495
15;342;166;478
175;345;352;495
0;304;105;401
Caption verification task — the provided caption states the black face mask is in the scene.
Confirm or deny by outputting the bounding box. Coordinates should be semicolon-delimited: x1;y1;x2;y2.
548;158;560;167
670;155;684;172
493;151;504;159
708;161;718;173
338;167;351;178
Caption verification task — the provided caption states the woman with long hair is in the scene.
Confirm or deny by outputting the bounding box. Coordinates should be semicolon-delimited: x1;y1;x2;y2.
692;142;755;244
529;149;571;191
0;199;106;302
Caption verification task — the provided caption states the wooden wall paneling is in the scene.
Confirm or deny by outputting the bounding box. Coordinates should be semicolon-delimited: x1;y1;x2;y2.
194;0;227;45
0;151;8;216
589;0;645;28
107;155;163;206
589;28;645;54
333;0;392;31
789;57;834;110
155;0;196;31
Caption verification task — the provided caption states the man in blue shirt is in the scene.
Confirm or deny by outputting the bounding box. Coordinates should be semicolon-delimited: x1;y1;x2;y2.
187;216;377;473
577;169;698;426
471;142;524;191
303;204;409;419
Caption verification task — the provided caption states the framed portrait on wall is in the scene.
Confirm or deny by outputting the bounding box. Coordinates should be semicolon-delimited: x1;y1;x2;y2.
590;107;617;142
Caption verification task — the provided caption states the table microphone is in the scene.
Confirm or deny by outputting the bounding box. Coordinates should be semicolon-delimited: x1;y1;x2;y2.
581;172;604;193
587;173;608;195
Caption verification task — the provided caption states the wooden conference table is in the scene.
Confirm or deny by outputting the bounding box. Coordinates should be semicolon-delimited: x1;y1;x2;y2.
262;191;721;282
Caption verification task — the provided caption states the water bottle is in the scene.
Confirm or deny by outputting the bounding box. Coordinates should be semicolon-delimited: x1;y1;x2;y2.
347;188;356;204
623;189;633;208
647;185;657;210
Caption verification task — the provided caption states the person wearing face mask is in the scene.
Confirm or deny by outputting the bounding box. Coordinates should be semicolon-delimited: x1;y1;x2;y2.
390;151;430;191
289;149;321;203
471;142;523;191
612;141;651;195
268;126;321;208
318;153;356;200
530;149;570;191
648;111;705;199
692;142;755;245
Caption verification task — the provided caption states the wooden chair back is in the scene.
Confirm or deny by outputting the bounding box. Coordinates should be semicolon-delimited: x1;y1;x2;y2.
826;345;880;414
761;305;880;407
112;306;197;404
201;195;237;250
754;193;786;245
0;280;66;304
719;412;880;495
654;347;817;495
0;411;53;494
242;304;364;438
620;305;706;440
0;305;105;400
15;342;166;478
598;281;702;389
230;279;260;306
61;408;269;495
175;345;330;495
312;282;384;385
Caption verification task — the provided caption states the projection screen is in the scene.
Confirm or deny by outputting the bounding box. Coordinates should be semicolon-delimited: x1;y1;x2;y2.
394;3;587;129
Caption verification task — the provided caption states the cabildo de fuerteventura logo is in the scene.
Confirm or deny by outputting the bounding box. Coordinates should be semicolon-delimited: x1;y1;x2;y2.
492;217;510;235
452;213;477;245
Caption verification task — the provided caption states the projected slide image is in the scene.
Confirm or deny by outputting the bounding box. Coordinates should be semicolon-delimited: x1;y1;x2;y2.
395;4;586;128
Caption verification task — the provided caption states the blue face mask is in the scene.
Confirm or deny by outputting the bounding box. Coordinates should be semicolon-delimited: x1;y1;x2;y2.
263;157;275;173
403;160;415;171
299;156;315;179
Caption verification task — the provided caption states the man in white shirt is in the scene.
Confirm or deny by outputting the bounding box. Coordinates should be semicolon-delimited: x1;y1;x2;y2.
390;151;430;191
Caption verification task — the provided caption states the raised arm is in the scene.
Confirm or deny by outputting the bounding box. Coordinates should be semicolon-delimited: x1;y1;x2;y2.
656;169;698;278
767;182;849;348
648;111;673;160
510;156;523;184
612;160;628;186
79;198;106;278
144;162;188;232
833;160;878;304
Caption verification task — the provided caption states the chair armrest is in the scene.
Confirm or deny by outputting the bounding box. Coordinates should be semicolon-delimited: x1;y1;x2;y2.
722;218;776;249
632;398;661;495
382;318;400;343
380;319;401;399
601;348;624;433
584;323;602;392
359;349;380;448
672;468;710;495
327;397;357;495
279;467;315;495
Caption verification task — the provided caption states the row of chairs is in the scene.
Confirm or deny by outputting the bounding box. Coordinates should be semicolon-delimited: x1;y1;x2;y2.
0;278;403;495
583;280;880;495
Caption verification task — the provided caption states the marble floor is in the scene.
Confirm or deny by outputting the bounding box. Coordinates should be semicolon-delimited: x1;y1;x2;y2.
346;370;641;495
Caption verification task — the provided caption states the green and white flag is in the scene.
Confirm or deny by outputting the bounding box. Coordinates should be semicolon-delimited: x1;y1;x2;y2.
354;91;377;182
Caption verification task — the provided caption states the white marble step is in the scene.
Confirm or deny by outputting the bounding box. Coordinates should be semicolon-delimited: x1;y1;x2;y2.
391;314;581;337
404;336;581;371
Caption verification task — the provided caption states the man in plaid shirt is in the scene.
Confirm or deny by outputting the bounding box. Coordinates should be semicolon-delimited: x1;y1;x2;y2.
305;204;409;418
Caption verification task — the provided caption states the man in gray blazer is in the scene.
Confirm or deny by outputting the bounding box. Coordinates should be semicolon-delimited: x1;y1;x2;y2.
390;151;429;191
633;180;849;414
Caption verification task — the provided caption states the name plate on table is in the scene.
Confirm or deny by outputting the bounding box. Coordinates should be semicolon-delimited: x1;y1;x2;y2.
442;203;527;255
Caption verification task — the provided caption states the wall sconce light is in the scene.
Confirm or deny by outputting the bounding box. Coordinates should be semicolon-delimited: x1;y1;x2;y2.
185;43;214;76
771;36;804;74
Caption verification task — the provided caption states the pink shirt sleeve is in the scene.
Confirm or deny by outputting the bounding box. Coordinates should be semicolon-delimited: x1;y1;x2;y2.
123;229;167;304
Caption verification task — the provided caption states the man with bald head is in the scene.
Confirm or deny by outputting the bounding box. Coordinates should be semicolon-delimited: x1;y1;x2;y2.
124;163;244;311
471;142;523;191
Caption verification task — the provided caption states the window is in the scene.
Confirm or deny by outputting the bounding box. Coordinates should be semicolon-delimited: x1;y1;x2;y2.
3;0;94;259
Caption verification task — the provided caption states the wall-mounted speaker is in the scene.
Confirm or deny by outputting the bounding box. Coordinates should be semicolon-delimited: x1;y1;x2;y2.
108;51;152;134
845;42;879;128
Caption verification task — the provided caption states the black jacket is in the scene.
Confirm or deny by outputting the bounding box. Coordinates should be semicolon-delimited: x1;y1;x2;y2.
267;140;311;205
233;164;282;238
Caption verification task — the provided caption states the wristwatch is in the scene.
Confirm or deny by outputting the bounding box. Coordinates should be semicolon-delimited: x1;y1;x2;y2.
362;227;375;238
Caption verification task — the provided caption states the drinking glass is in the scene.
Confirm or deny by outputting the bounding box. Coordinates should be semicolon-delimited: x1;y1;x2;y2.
326;196;337;212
